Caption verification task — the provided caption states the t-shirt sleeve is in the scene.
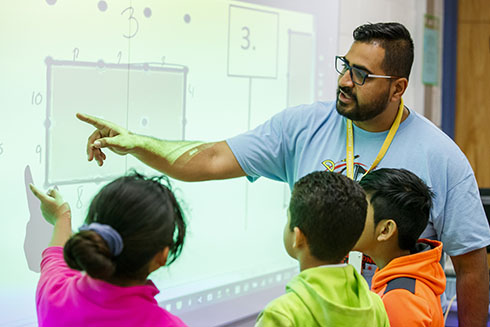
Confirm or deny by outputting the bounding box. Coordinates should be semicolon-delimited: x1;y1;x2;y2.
255;308;294;327
382;290;432;327
440;173;490;256
226;107;294;183
36;246;81;305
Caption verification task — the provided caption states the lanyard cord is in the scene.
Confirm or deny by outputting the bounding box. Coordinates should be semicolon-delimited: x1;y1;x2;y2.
345;98;405;180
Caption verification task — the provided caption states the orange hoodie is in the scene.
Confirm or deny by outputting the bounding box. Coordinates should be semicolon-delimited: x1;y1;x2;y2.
371;239;446;327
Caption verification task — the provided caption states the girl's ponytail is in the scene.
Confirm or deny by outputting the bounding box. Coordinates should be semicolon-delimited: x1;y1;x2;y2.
64;231;116;280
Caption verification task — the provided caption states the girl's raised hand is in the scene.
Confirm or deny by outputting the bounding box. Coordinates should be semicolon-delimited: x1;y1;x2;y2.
29;184;71;225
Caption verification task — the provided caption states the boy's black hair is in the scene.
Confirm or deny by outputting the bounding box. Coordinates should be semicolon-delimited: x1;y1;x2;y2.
359;168;434;250
289;171;367;263
353;22;414;79
64;171;186;281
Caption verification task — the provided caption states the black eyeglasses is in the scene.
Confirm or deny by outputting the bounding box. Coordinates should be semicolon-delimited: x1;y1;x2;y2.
335;56;400;86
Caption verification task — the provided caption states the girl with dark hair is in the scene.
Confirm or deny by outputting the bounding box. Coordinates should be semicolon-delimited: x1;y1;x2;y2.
30;172;187;327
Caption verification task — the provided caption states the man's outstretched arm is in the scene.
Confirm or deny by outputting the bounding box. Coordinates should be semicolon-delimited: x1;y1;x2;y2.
451;247;489;327
77;113;246;181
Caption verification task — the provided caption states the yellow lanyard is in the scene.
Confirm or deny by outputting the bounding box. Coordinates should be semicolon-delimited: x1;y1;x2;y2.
346;98;404;180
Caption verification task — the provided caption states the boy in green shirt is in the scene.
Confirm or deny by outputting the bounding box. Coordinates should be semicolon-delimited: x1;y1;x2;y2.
256;171;389;327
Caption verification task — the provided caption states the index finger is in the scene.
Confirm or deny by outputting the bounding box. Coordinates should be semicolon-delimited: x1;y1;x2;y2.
29;184;52;203
76;113;109;131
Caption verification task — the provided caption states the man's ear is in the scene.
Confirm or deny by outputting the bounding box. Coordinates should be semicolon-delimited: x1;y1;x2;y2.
376;219;397;242
293;227;306;249
390;78;408;102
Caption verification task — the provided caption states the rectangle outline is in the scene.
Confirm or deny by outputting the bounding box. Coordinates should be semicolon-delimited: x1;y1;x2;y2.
44;57;188;187
227;4;279;79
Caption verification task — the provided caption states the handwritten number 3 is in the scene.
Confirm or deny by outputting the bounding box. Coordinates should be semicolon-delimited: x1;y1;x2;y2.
121;7;139;39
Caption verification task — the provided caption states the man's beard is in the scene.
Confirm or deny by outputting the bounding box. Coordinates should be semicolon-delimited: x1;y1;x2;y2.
336;86;390;122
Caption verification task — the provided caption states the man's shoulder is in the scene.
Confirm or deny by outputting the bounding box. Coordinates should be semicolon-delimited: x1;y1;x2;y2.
278;101;342;135
403;110;457;147
282;101;337;118
396;109;469;164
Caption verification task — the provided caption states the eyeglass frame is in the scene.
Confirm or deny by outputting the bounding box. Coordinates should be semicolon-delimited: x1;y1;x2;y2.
335;56;401;86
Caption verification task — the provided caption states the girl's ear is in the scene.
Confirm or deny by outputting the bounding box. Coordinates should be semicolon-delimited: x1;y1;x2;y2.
376;219;397;242
149;247;170;273
158;247;170;267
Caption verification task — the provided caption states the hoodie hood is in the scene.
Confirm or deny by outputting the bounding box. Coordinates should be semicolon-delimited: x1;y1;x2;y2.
287;264;387;326
371;239;445;296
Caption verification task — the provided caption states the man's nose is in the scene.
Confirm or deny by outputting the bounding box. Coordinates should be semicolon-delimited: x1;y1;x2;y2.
338;69;354;88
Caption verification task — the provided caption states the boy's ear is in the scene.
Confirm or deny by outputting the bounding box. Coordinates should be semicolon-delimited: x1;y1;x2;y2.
293;227;306;249
376;219;397;242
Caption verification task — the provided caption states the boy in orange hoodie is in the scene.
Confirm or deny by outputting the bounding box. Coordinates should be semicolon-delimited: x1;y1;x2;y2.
353;168;446;327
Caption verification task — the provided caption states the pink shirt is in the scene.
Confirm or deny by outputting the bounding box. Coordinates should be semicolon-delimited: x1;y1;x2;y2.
36;247;187;327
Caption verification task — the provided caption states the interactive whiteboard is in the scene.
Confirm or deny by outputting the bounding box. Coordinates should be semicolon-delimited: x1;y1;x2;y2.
0;1;339;325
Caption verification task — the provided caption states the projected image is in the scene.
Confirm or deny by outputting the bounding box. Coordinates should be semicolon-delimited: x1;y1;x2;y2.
1;0;339;325
44;58;187;186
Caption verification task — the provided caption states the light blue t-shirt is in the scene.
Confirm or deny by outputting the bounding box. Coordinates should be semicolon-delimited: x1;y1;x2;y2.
227;101;490;257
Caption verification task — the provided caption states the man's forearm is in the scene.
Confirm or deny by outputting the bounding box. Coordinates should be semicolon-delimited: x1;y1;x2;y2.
452;248;489;327
130;136;211;180
130;136;245;181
